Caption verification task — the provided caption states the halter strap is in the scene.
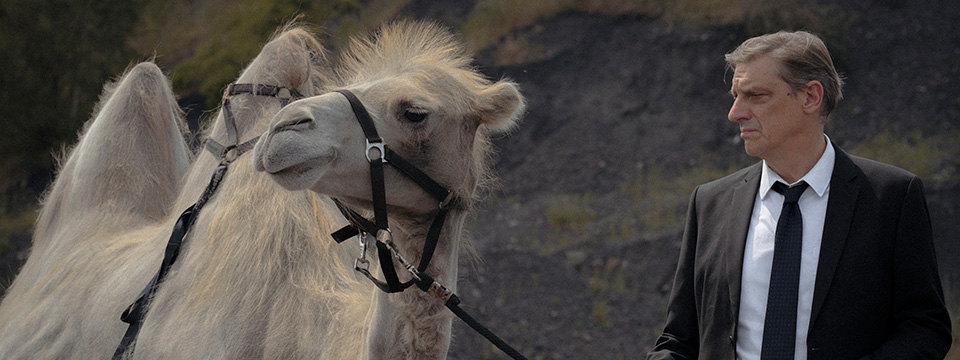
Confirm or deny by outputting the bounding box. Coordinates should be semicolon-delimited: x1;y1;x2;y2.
335;89;381;142
328;89;529;360
205;83;305;162
113;83;303;359
329;89;459;293
334;90;452;205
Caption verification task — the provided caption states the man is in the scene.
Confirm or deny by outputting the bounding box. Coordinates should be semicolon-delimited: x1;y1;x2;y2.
647;31;952;359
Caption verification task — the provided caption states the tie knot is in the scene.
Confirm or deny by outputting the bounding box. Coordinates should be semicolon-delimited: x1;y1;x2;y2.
772;181;808;204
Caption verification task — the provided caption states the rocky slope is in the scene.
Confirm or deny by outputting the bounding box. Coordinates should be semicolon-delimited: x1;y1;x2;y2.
435;1;960;358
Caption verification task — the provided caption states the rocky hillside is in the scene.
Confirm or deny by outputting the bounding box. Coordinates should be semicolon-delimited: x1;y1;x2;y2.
431;1;960;358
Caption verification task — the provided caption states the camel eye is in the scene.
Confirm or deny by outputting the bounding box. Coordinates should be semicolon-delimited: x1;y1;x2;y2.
401;108;429;123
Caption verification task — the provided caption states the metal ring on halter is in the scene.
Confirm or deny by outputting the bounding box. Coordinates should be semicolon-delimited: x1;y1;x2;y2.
366;139;386;163
355;257;371;272
439;191;455;209
376;228;392;242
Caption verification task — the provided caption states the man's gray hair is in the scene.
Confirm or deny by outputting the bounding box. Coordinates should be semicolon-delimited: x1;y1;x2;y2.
726;31;844;117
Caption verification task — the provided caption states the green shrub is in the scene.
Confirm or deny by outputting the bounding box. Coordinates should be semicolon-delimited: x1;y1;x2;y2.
526;194;598;255
588;258;625;328
853;129;958;180
0;206;35;256
544;194;596;233
137;0;409;109
166;0;364;108
622;164;728;235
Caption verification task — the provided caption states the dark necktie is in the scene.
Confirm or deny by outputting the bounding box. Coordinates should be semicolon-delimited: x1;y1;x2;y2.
761;181;809;360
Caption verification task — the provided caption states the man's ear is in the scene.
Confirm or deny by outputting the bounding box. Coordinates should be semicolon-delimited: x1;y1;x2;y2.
802;80;824;115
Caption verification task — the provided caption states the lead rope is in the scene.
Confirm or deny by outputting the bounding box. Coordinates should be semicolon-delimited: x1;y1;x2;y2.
330;89;529;360
112;84;302;359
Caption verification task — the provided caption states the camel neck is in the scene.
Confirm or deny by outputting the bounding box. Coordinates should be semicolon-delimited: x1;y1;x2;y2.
363;208;466;359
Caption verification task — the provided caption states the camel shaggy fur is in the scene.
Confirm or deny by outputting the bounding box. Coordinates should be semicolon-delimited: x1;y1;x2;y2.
0;21;523;359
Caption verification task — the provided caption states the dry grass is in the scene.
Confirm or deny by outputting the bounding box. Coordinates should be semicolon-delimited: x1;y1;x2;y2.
544;194;596;234
130;0;235;69
0;207;34;256
0;201;36;295
461;0;660;54
529;162;734;256
588;257;627;328
491;34;547;66
324;0;413;51
852;129;960;181
461;0;844;66
130;0;413;107
621;163;731;236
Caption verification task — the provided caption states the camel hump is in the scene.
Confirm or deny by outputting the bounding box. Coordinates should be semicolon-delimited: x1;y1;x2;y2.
38;62;192;233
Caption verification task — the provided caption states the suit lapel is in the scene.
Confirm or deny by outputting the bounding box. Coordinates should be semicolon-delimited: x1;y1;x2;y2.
809;144;861;328
726;163;762;334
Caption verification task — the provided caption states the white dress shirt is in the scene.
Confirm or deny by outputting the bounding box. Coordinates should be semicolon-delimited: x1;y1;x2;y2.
736;136;835;360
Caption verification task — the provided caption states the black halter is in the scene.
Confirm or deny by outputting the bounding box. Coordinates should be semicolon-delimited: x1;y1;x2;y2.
112;83;304;360
329;90;528;360
205;84;304;162
329;89;458;294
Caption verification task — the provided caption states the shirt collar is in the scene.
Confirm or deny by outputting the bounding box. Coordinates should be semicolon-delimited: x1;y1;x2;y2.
759;134;836;199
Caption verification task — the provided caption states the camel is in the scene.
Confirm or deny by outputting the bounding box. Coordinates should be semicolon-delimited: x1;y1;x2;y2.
0;20;524;359
252;21;526;359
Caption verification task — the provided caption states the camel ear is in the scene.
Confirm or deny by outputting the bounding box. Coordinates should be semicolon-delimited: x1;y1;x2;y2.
476;81;525;132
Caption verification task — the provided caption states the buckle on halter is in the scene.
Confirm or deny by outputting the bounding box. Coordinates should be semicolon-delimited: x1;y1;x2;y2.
427;280;454;303
439;191;455;209
366;138;386;163
277;88;294;107
220;145;239;165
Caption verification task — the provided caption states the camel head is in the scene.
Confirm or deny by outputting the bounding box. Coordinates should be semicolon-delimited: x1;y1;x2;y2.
253;21;525;216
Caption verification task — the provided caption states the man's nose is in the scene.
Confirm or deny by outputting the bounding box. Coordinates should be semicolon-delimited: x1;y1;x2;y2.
728;98;749;123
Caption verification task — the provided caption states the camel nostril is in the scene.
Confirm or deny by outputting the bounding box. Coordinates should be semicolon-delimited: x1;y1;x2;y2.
275;117;315;132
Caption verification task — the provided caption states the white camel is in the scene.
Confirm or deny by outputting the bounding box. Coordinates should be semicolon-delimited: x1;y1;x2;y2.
0;21;524;359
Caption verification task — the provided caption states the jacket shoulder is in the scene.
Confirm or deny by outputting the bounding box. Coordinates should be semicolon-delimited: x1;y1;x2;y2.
836;149;924;199
845;153;920;182
696;162;761;197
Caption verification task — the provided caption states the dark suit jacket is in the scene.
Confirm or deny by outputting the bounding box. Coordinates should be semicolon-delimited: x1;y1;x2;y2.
648;144;952;359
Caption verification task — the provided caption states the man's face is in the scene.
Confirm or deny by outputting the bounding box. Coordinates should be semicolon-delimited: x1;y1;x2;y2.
727;55;809;159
